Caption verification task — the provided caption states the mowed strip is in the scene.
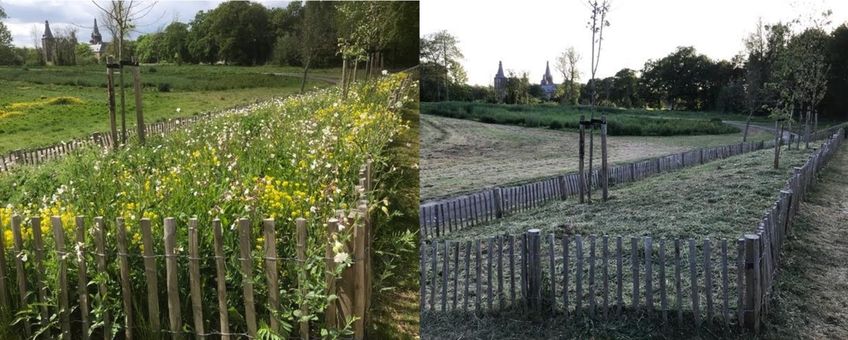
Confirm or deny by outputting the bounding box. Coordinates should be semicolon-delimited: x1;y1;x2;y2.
433;146;812;242
764;140;848;339
420;114;773;201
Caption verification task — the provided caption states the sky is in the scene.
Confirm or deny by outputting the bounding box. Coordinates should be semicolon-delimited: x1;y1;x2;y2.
1;0;290;48
421;0;848;86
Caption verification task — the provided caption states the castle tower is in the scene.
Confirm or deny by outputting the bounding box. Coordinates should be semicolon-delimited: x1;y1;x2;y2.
540;61;556;100
41;20;57;65
90;18;102;44
494;61;507;102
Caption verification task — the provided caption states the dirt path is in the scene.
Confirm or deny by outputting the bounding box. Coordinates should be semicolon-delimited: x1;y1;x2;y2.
421;114;773;201
764;139;848;339
723;120;797;142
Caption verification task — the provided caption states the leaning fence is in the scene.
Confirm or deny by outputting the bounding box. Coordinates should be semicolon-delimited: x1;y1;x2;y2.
420;128;845;333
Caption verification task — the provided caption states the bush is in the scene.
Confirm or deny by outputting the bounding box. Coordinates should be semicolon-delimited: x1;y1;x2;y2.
157;82;172;92
148;67;157;73
549;120;563;129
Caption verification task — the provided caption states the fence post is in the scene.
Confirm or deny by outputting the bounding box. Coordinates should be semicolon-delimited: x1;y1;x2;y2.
51;217;71;340
579;115;586;204
325;218;340;328
131;61;146;144
526;229;542;313
0;212;8;314
743;234;760;332
211;219;230;340
262;219;281;334
188;218;205;338
139;218;161;337
116;218;134;340
558;175;568;200
493;188;503;218
238;218;258;337
106;57;119;150
296;218;310;340
163;218;181;339
93;217;111;340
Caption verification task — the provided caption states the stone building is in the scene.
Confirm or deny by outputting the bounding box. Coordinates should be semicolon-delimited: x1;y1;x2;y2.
494;61;507;102
41;20;58;65
88;18;108;62
540;61;556;100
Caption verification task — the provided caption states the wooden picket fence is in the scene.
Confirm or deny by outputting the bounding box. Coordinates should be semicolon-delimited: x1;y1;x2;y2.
420;139;775;239
420;128;845;333
0;162;375;340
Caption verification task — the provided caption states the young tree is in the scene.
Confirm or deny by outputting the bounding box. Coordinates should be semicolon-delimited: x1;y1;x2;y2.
555;47;581;105
93;0;159;144
742;19;768;141
585;0;610;203
420;30;465;101
299;1;337;93
0;5;17;65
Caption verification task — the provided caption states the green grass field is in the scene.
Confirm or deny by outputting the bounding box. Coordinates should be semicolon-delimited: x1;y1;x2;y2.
0;64;337;153
421;101;769;137
434;146;811;242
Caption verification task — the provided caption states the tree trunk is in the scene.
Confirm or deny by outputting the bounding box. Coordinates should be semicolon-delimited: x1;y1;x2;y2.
742;110;753;142
353;60;358;82
118;28;127;144
300;59;311;94
340;58;347;96
773;120;780;169
805;107;811;149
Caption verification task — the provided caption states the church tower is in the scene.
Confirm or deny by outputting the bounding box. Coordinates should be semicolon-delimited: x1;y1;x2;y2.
494;61;507;103
540;61;556;100
41;20;58;65
90;18;103;44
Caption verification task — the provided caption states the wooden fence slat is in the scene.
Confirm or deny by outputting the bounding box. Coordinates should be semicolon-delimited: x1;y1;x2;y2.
464;240;471;311
430;244;437;310
509;235;515;305
212;219;230;340
497;236;503;309
576;235;583;315
675;239;683;325
476;239;482;311
188;218;206;337
11;216;30;337
51;217;71;340
296;218;310;339
139;218;161;337
30;217;49;323
603;235;609;319
722;239;730;327
704;239;714;323
589;235;596;318
631;237;639;311
163;217;181;339
0;214;7;314
549;234;556;312
616;236;623;318
238;218;258;337
689;238;700;326
487;238;494;311
116;218;134;340
645;237;653;312
442;241;449;312
262;219;280;333
659;239;667;324
94;217;111;340
563;235;570;316
75;217;90;340
453;242;460;310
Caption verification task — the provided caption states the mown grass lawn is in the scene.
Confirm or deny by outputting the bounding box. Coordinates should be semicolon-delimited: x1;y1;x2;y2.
435;146;812;242
0;64;336;153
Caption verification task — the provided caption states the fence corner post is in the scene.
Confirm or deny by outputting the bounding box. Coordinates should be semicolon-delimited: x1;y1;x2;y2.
525;229;542;314
743;234;761;333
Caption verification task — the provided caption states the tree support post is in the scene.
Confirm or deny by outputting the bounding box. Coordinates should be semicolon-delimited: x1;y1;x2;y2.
601;115;609;201
578;115;586;204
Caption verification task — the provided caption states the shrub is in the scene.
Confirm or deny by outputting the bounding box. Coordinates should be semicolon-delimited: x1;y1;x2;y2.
158;82;172;92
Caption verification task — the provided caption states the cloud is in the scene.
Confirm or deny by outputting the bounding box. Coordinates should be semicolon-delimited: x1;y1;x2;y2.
1;0;291;47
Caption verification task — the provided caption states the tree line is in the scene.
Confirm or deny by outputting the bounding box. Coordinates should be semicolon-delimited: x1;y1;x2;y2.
0;1;418;70
422;18;848;121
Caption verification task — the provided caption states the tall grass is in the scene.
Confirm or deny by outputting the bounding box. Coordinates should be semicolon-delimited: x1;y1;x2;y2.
422;102;740;136
0;73;415;339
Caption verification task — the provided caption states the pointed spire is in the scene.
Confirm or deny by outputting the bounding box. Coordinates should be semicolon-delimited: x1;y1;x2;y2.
91;18;103;44
496;61;505;78
545;61;552;77
43;20;54;39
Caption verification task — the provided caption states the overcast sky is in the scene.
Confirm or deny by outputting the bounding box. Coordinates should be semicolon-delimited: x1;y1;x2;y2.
1;0;289;48
422;0;848;86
